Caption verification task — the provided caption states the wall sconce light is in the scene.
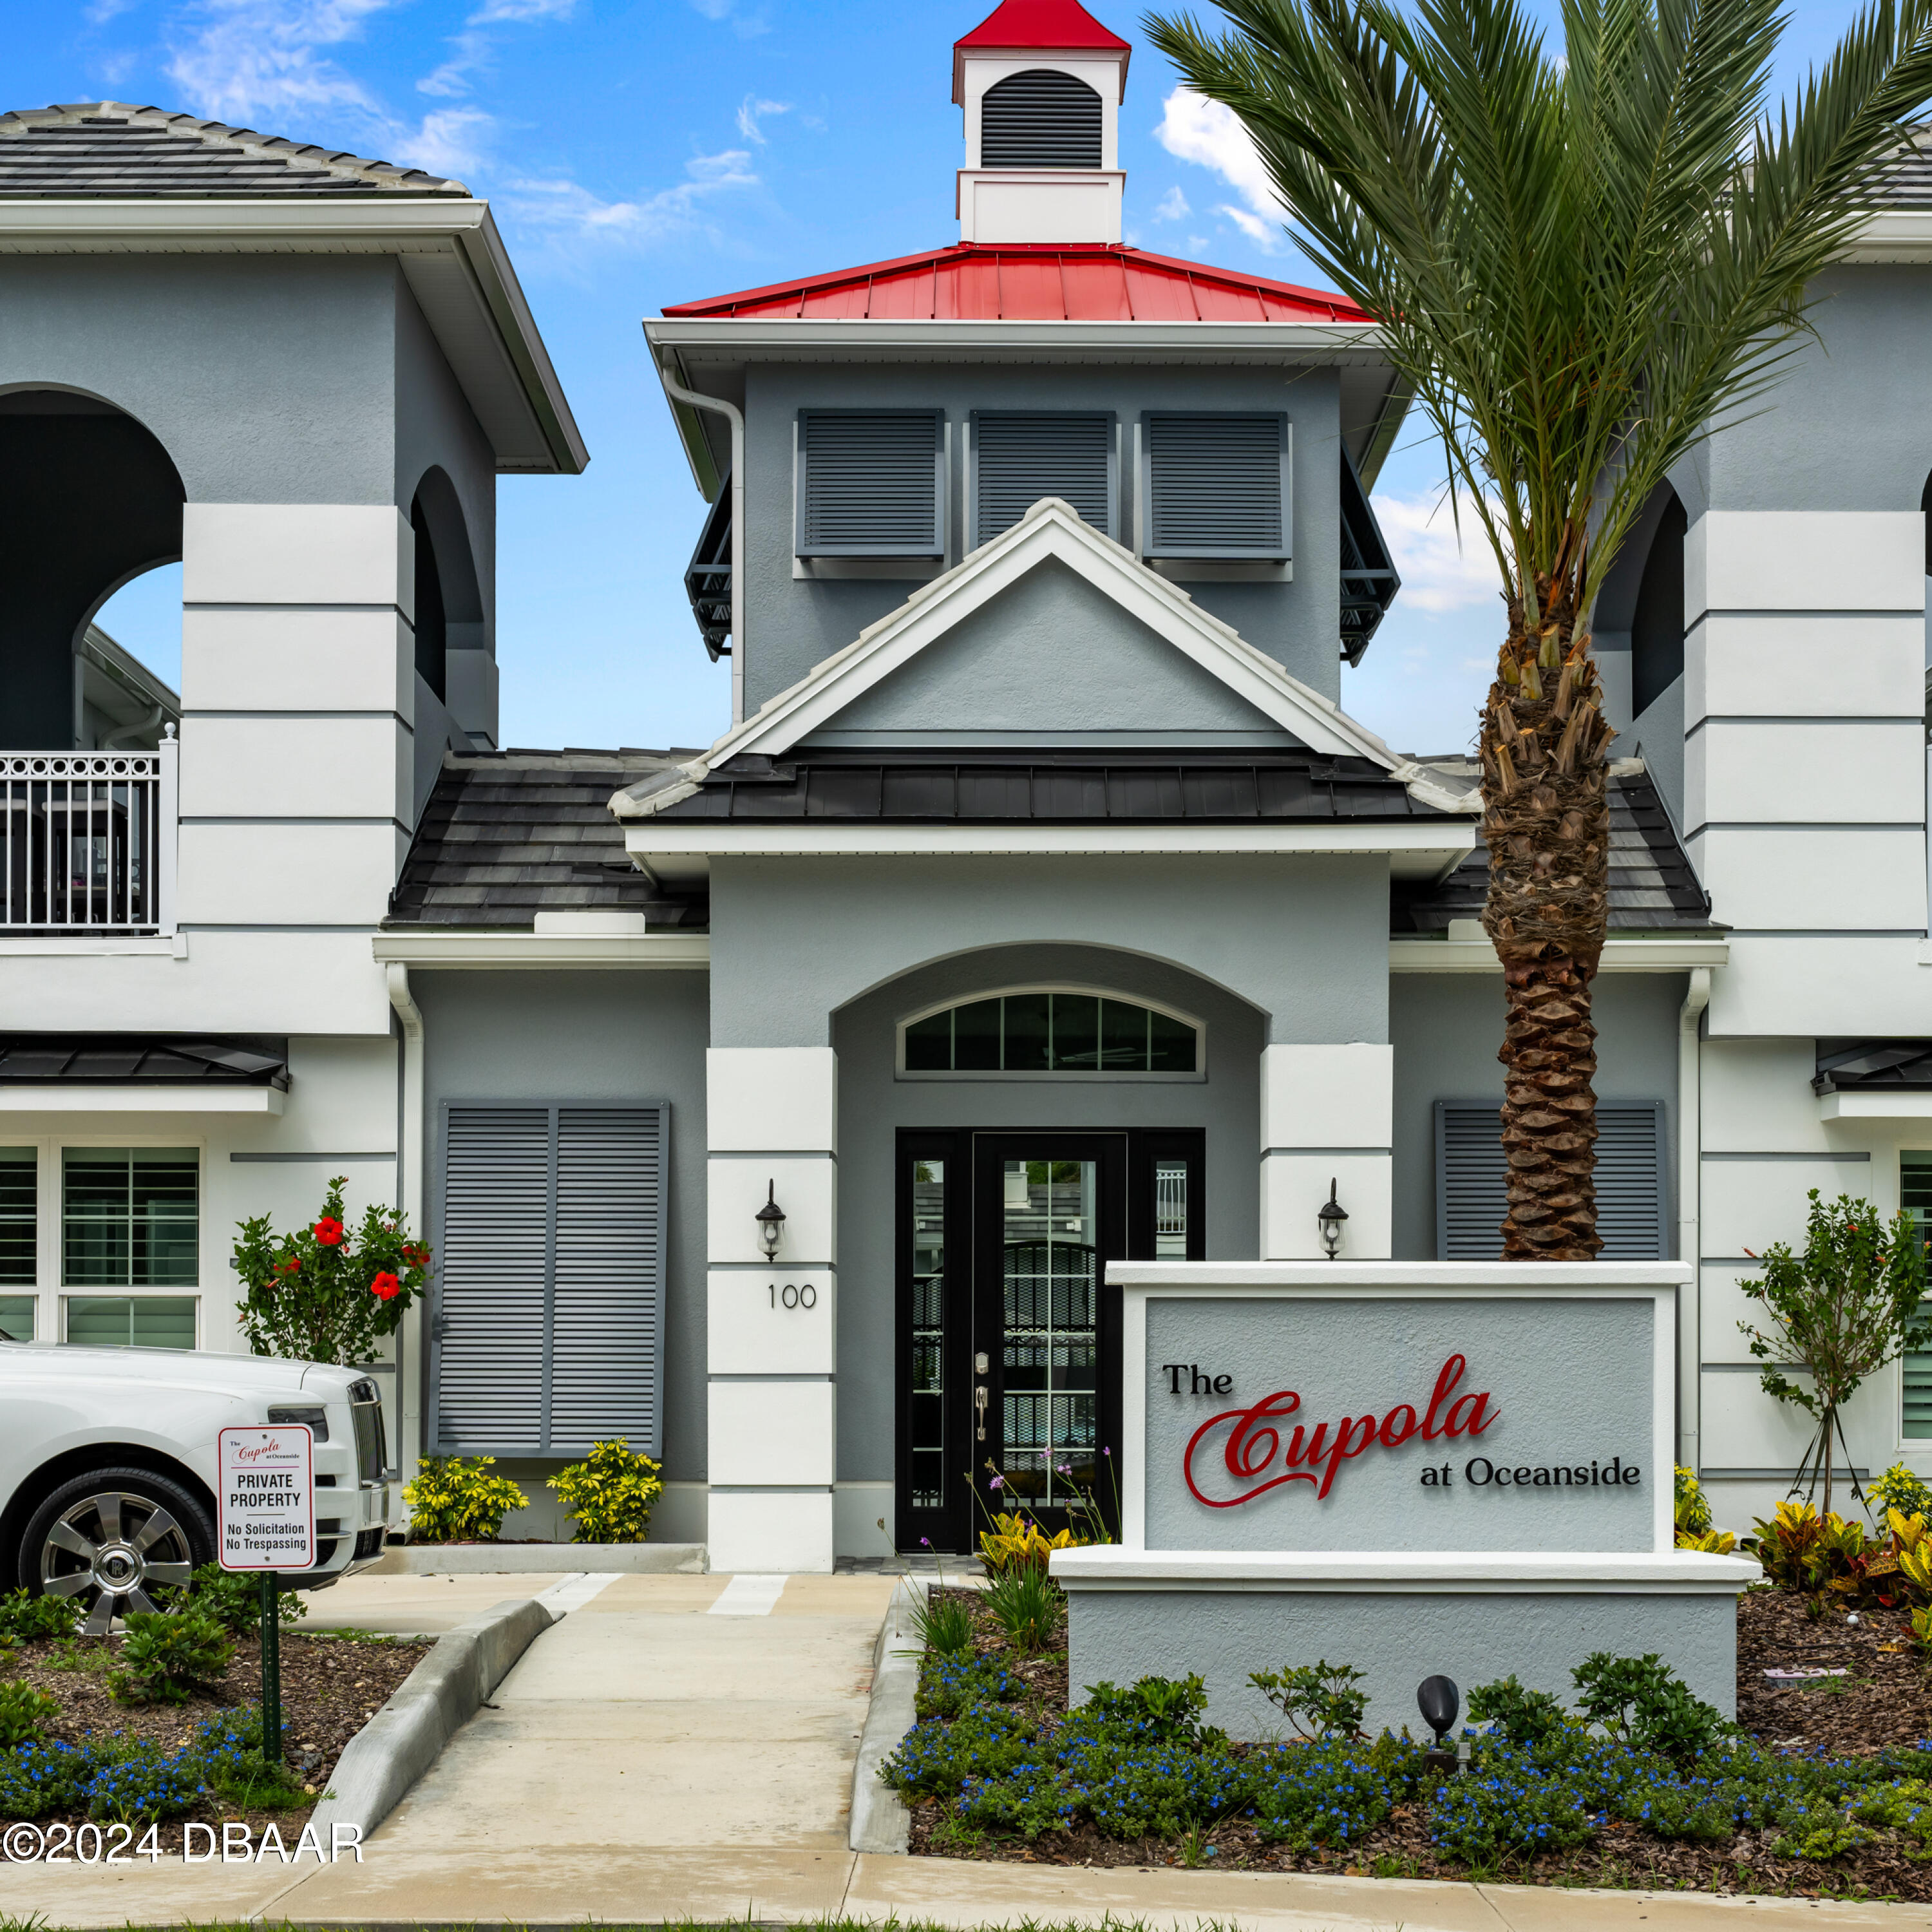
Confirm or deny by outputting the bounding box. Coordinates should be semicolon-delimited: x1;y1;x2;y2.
756;1179;786;1258
1317;1178;1348;1260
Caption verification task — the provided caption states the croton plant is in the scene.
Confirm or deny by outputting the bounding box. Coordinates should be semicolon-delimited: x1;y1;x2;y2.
232;1175;430;1365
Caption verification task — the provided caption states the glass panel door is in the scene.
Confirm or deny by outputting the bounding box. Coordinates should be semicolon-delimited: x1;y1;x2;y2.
998;1158;1099;1510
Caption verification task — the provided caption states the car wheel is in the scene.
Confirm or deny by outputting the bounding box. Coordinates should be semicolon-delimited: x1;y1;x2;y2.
20;1466;213;1634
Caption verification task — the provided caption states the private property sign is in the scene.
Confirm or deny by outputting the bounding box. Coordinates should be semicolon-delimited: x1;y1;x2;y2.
216;1425;316;1571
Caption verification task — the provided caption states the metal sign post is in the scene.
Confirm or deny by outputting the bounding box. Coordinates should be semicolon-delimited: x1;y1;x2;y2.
217;1425;315;1764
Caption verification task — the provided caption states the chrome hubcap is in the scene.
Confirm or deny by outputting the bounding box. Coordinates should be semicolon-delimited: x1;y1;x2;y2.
39;1491;194;1633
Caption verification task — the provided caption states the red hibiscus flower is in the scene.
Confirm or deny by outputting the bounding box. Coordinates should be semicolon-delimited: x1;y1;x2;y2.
402;1245;428;1268
278;1255;301;1274
313;1217;345;1246
370;1271;402;1302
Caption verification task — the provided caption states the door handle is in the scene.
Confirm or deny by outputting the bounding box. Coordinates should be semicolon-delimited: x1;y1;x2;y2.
974;1384;989;1442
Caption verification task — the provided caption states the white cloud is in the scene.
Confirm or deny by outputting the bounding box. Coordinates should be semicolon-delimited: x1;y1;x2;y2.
498;149;759;251
1372;491;1508;615
419;0;576;98
735;95;790;143
1151;184;1189;222
1155;86;1282;221
1218;204;1280;251
166;0;395;124
470;0;574;19
393;106;495;178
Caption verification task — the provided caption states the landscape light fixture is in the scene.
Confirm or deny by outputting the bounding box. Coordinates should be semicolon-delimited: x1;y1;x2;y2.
755;1179;786;1258
1317;1179;1348;1260
1417;1674;1460;1776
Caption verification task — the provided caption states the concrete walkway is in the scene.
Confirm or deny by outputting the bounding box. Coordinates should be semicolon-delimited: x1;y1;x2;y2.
10;1572;1932;1928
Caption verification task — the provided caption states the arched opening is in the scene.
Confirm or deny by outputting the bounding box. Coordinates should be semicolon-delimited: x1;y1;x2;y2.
980;68;1103;169
0;390;184;749
1630;486;1687;717
407;466;484;712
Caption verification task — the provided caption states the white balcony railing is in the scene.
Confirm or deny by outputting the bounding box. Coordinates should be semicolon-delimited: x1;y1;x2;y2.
1;737;176;936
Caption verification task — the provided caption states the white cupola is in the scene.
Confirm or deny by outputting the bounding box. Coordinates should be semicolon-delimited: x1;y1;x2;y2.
953;0;1131;244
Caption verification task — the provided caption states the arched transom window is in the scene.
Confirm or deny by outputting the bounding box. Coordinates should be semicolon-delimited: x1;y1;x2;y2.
899;988;1202;1079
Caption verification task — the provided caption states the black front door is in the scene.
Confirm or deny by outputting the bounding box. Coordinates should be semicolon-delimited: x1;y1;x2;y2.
894;1126;1202;1553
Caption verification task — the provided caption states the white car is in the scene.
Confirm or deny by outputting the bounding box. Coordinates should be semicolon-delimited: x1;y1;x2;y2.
0;1343;393;1631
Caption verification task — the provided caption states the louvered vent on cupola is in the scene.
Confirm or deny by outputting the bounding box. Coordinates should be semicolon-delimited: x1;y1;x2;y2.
980;68;1103;168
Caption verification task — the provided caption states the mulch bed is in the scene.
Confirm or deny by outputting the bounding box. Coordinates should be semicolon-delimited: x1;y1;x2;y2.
5;1624;428;1851
904;1583;1932;1900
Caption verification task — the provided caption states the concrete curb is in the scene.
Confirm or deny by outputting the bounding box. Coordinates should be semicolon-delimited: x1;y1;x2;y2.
370;1542;706;1575
307;1593;553;1847
849;1577;926;1855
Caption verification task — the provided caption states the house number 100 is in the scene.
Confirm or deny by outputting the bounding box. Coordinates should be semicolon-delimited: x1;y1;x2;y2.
769;1283;817;1309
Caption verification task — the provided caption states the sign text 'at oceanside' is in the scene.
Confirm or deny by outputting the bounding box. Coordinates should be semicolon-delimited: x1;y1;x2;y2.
1050;1263;1760;1741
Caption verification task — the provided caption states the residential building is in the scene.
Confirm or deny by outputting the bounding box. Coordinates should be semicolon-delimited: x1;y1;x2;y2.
0;1;1909;1577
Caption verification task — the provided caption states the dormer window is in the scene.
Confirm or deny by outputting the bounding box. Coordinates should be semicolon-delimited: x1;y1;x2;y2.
980;69;1103;168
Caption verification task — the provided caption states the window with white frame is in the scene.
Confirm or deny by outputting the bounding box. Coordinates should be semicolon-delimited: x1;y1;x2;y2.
1902;1151;1932;1439
0;1142;203;1348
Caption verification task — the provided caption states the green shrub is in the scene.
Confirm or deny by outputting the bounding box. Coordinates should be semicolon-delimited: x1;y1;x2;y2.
107;1609;235;1706
982;1564;1061;1653
546;1437;662;1543
402;1453;527;1542
0;1678;61;1747
1570;1651;1729;1769
907;1587;975;1656
84;1739;205;1824
1871;1463;1932;1526
1673;1464;1714;1536
1249;1659;1369;1741
1466;1674;1569;1748
1081;1674;1213;1747
0;1588;79;1643
187;1562;308;1637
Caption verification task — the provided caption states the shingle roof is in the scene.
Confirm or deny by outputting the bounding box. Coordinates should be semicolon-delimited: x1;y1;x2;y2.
644;746;1452;824
0;1036;288;1086
1862;127;1932;209
0;103;467;198
386;752;707;929
1390;760;1718;933
660;242;1369;323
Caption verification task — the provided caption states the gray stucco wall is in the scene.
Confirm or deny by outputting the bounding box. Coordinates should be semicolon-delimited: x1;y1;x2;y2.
710;854;1391;1051
1066;1586;1740;1738
414;969;711;1487
809;556;1291;747
1389;972;1687;1260
831;940;1265;1484
742;363;1344;712
0;254;408;502
1704;265;1932;511
1632;674;1687;835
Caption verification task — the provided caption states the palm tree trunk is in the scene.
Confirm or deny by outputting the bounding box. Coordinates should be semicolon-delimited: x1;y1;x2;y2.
1480;533;1615;1262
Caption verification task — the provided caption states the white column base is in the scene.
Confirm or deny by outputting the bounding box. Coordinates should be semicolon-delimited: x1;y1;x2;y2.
708;1490;835;1574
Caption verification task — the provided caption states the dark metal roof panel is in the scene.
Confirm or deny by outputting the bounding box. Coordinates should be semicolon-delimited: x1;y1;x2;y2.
0;1036;289;1086
647;747;1444;824
1815;1039;1932;1093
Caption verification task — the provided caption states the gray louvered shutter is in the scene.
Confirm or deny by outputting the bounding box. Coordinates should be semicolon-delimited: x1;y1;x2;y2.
434;1105;552;1453
980;69;1104;168
548;1105;667;1456
974;413;1114;545
1144;413;1291;560
797;411;945;558
1435;1101;1666;1260
432;1101;669;1457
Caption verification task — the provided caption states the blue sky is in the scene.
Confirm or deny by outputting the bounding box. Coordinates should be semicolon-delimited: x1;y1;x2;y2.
9;0;1864;759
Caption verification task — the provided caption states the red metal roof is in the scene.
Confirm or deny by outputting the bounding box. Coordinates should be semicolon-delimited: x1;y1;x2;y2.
956;0;1130;54
660;242;1371;325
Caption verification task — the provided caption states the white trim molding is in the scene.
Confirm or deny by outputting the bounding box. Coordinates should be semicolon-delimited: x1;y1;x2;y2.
1390;937;1730;974
0;1085;285;1115
371;931;710;970
1051;1547;1760;1591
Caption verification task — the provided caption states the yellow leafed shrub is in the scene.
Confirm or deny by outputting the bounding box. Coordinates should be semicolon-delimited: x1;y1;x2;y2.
978;1510;1088;1577
403;1454;529;1543
1676;1528;1738;1554
547;1439;663;1544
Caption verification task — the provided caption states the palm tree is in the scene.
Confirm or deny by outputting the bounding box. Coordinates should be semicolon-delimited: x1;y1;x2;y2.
1148;0;1932;1258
